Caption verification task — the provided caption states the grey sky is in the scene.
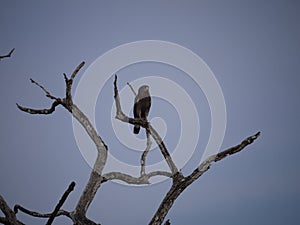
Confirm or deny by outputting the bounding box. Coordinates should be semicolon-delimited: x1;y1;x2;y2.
0;1;299;225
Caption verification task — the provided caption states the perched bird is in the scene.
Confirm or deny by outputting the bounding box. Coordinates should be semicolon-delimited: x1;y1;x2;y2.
133;85;151;134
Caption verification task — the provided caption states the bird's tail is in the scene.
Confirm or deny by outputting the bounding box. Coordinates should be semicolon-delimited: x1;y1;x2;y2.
134;125;140;134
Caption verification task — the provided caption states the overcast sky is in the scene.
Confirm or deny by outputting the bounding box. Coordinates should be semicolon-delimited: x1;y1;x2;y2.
0;1;299;225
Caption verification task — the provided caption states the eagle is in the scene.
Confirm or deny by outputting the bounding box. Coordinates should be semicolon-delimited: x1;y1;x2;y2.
133;85;151;134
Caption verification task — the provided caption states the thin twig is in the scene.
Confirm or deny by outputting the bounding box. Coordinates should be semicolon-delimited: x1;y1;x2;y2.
16;101;61;115
30;78;58;100
14;204;69;218
149;132;261;225
46;181;76;225
16;62;86;115
16;78;61;115
127;82;137;96
0;48;15;60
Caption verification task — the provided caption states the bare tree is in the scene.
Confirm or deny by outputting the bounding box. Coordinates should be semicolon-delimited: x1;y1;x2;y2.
0;62;260;225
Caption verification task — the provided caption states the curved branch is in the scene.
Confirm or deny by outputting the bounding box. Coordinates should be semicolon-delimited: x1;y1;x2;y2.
14;204;70;218
30;78;58;100
46;181;75;225
187;132;261;181
127;82;137;96
16;78;63;115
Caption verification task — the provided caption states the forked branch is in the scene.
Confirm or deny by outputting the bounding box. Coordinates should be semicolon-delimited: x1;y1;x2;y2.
46;181;75;225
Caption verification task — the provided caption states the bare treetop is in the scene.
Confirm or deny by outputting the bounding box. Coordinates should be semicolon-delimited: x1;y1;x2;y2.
0;62;260;225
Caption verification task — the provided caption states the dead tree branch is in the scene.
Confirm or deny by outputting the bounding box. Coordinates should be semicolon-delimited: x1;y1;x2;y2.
127;82;137;96
14;204;70;218
46;181;75;225
12;182;76;224
0;48;15;61
30;78;58;100
149;132;260;225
